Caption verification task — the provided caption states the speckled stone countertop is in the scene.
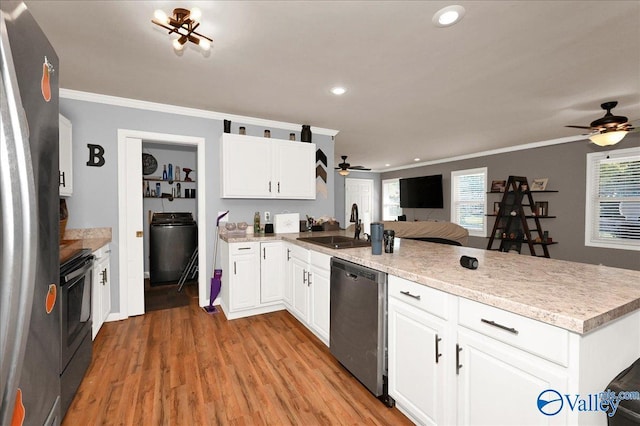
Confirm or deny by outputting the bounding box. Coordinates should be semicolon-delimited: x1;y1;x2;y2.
61;227;112;262
221;231;640;335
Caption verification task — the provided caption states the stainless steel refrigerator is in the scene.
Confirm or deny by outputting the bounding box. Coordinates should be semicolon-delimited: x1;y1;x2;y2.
1;1;61;425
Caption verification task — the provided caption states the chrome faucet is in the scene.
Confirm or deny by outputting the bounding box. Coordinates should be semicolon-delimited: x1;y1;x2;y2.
350;203;362;240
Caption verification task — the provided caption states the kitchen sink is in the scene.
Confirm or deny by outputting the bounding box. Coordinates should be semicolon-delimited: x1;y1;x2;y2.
297;235;371;249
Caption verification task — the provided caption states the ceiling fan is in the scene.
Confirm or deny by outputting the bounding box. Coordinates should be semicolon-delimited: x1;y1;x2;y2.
335;155;371;176
566;101;637;146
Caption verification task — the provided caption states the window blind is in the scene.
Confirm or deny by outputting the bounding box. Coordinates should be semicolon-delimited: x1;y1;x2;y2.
451;168;487;237
586;148;640;250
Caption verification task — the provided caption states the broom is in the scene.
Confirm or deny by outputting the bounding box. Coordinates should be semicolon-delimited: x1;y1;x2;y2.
203;210;229;313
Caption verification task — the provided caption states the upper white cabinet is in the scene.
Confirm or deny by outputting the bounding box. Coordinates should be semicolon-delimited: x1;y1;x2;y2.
59;114;73;197
220;133;315;199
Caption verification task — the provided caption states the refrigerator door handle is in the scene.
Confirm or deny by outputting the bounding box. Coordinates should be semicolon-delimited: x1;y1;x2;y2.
0;15;40;424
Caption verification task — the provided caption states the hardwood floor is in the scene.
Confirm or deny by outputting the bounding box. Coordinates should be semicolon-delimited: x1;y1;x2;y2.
63;289;412;425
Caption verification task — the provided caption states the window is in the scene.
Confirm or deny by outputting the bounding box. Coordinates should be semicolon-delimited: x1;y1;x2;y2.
451;168;487;237
382;179;402;221
585;147;640;251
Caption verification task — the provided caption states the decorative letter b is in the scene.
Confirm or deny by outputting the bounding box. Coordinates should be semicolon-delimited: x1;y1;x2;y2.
87;144;105;167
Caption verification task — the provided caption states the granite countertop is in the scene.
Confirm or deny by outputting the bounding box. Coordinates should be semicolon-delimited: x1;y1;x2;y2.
60;227;112;263
221;230;640;335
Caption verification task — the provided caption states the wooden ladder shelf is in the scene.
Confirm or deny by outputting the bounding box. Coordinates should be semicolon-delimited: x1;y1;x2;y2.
486;176;553;258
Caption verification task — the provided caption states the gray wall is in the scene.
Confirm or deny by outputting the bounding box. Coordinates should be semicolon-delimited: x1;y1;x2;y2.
60;98;334;311
381;134;640;271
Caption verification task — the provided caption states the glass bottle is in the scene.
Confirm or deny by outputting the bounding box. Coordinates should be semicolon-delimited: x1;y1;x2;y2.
168;163;173;181
162;164;167;180
254;211;260;234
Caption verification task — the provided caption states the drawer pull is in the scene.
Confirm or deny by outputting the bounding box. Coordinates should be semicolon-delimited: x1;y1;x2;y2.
481;318;519;335
435;334;442;364
238;247;251;250
456;344;462;375
400;290;421;300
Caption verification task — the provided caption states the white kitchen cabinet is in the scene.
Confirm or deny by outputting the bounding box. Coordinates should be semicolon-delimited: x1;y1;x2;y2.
59;114;73;197
219;240;285;320
92;243;111;340
308;251;331;344
388;275;454;426
220;133;315;199
456;327;568;426
285;244;330;345
260;241;285;303
288;244;310;321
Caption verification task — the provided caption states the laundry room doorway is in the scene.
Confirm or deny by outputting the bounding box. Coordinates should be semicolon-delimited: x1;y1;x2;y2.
117;129;207;318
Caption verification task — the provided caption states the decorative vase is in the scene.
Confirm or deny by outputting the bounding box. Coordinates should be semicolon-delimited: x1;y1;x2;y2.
301;125;312;142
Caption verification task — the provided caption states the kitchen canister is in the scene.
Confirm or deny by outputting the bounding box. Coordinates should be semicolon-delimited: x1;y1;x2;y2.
301;124;312;142
370;222;384;255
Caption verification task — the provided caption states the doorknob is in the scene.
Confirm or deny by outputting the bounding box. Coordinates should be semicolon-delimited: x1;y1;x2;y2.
136;231;143;237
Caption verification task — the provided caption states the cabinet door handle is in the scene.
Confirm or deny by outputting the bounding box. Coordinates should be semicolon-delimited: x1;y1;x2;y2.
263;247;266;259
234;261;237;275
308;271;312;286
481;318;519;335
287;248;291;261
400;290;421;300
277;182;280;193
303;270;307;284
456;344;463;375
435;334;442;364
60;171;66;187
269;181;272;193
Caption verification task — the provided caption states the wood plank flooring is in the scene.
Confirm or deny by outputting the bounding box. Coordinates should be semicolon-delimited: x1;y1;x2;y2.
63;289;412;425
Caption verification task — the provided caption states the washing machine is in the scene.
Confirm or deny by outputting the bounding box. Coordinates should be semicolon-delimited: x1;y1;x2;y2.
149;212;197;286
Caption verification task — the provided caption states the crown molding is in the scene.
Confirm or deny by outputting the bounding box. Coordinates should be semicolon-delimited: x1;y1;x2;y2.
59;88;340;137
376;134;588;173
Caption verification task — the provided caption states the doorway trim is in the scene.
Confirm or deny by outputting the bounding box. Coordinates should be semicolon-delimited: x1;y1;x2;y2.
117;129;207;318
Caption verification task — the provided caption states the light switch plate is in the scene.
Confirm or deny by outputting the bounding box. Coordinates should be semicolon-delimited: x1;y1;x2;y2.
264;211;271;222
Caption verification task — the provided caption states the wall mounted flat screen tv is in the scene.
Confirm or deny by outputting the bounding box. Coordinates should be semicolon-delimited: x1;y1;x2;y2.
399;174;444;208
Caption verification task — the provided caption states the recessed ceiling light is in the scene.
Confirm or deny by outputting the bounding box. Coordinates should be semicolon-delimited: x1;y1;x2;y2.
385;163;391;167
414;158;420;162
331;87;346;95
432;5;465;27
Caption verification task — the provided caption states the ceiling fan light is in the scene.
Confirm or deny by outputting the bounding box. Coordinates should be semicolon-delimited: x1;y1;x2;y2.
339;169;350;176
589;130;628;147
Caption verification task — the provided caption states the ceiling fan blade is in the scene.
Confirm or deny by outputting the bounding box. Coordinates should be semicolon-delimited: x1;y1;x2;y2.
565;125;592;129
349;166;371;170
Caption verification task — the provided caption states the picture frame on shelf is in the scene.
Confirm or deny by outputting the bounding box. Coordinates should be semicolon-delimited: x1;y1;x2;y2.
493;202;501;214
531;178;548;191
491;180;506;192
534;201;549;216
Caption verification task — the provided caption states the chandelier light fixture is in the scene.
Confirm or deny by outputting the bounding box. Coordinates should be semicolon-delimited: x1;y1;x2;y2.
152;7;213;52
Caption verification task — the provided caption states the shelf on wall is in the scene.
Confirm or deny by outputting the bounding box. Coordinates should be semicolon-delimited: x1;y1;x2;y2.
143;177;196;183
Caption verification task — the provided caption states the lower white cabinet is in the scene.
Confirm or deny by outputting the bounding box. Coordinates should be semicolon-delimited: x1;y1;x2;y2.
219;240;285;319
91;244;111;340
388;275;454;426
308;250;331;344
456;327;568;426
284;243;330;345
260;241;285;303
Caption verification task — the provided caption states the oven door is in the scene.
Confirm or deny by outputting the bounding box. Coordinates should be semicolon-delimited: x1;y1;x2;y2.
60;255;93;371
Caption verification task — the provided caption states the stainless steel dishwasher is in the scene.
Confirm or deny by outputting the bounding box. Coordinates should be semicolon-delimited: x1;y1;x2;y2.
330;258;394;407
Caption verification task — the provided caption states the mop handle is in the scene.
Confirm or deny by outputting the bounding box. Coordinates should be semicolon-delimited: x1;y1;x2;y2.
212;211;230;275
